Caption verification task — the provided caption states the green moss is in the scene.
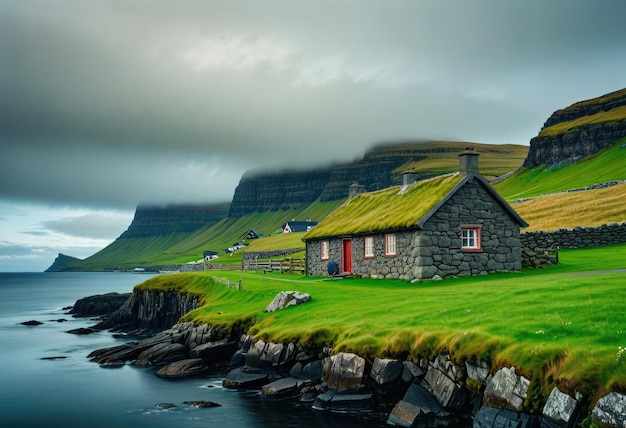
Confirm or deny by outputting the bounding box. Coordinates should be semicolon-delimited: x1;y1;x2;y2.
304;173;463;239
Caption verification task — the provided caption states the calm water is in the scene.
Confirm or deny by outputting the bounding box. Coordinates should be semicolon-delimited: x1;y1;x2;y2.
0;272;384;428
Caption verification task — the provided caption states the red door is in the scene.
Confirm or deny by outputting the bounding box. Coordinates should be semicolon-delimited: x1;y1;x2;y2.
342;239;352;274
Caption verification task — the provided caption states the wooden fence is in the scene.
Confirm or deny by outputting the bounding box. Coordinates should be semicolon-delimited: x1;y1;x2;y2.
203;258;305;274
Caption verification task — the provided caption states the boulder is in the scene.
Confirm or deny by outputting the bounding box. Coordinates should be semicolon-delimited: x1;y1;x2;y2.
134;343;188;367
370;357;403;386
260;377;302;399
222;366;270;389
264;291;311;312
387;400;426;427
155;358;209;378
387;383;451;426
182;400;221;408
20;320;43;326
423;365;468;411
66;327;97;335
541;387;579;428
401;360;425;383
466;360;492;384
312;390;374;414
323;352;366;392
189;339;238;363
591;392;626;428
473;406;538;428
483;367;530;411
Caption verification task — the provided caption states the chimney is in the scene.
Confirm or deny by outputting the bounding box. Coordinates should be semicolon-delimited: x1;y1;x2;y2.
402;171;418;187
459;147;480;176
348;182;367;198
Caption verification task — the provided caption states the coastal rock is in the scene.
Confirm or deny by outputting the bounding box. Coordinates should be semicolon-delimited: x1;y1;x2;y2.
387;383;452;426
222;366;271;389
189;339;238;363
401;360;425;383
264;291;311;313
466;360;492;384
541;387;579;428
69;292;131;317
66;327;97;335
134;342;188;367
483;367;530;411
312;390;374;414
155;403;176;409
155;358;209;378
591;392;626;428
473;406;538;428
260;377;302;400
323;352;366;392
88;342;140;366
423;363;468;411
20;320;43;326
182;400;221;408
370;357;403;386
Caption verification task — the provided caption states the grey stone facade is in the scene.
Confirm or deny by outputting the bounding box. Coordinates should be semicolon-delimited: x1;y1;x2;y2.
306;177;523;280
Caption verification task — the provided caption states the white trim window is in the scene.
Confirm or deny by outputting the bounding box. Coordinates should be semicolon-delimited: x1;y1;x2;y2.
364;236;375;258
384;234;396;256
461;226;482;251
320;240;330;261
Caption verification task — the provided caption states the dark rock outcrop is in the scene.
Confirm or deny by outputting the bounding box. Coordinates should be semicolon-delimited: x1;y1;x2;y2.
45;253;83;272
524;88;626;168
228;167;334;217
93;289;202;335
69;292;131;317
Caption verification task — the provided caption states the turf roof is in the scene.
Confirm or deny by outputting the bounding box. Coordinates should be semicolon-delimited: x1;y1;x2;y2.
304;173;463;239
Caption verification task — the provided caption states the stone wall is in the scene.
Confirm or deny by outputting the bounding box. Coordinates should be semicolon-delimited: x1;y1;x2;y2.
520;222;626;267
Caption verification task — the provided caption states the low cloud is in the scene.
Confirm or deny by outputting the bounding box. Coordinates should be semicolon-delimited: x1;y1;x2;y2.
43;213;133;240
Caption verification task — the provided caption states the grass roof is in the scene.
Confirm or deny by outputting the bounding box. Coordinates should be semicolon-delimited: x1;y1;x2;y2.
304;173;463;239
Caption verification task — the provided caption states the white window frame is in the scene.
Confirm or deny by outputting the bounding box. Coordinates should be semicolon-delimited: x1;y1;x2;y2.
364;236;375;258
320;240;330;261
461;226;482;251
384;233;396;256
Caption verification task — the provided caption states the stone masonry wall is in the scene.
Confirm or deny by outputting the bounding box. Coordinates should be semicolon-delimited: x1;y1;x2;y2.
520;222;626;267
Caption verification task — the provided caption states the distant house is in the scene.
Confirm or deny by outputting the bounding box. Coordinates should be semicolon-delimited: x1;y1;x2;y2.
203;250;219;261
303;149;528;280
242;229;262;240
282;220;318;234
226;243;246;253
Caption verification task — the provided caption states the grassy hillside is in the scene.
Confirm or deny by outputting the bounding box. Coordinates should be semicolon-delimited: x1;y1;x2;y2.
387;141;527;178
135;243;626;409
513;183;626;232
496;139;626;200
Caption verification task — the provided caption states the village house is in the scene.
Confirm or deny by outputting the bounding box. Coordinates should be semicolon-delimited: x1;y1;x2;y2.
282;220;318;233
303;149;528;280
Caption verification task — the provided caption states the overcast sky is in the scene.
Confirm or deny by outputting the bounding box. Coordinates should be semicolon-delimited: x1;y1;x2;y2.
1;0;625;271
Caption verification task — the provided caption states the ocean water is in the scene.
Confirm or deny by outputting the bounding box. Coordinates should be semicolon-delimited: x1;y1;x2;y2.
0;272;384;428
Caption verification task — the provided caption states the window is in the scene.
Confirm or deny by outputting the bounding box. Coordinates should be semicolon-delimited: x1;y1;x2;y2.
461;226;482;251
364;236;375;258
384;234;396;256
320;240;330;261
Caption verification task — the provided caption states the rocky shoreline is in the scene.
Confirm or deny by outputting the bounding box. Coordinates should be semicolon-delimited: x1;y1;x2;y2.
72;291;626;428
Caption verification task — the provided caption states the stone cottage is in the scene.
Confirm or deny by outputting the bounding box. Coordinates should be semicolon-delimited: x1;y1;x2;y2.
303;149;528;280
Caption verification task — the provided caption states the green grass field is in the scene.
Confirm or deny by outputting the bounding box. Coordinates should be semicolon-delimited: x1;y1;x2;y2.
496;139;626;201
136;243;626;409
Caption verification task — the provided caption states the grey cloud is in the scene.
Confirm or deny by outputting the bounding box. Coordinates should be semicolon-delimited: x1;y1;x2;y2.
43;213;133;240
2;0;626;212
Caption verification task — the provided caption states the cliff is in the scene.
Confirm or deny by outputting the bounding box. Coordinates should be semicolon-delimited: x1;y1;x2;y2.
524;88;626;167
229;141;527;215
120;203;230;238
93;288;203;335
228;168;334;217
45;253;83;272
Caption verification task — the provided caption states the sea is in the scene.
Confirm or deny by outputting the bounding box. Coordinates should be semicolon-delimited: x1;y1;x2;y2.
0;272;385;428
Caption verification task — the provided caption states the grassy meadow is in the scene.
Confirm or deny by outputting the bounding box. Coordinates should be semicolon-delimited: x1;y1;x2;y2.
137;243;626;409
